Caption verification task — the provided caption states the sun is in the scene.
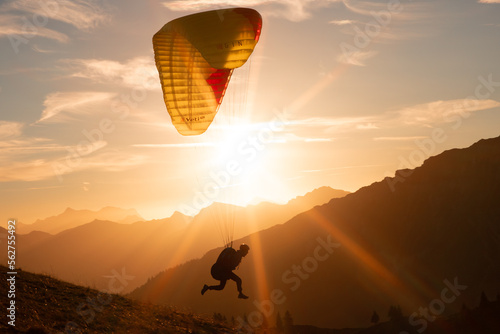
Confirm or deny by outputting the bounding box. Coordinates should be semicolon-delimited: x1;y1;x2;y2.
195;118;284;207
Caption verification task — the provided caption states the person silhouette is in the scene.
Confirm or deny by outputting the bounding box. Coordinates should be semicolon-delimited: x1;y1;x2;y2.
201;243;250;299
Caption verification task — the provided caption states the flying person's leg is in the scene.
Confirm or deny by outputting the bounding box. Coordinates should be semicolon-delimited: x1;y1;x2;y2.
201;279;227;295
229;272;248;299
209;279;227;290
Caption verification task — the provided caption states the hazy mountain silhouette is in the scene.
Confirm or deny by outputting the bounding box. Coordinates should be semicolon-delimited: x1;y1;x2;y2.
192;187;350;243
9;211;192;293
5;187;347;293
129;135;500;330
17;206;144;235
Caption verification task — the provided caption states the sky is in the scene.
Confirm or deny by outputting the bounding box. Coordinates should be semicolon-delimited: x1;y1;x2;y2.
1;0;500;224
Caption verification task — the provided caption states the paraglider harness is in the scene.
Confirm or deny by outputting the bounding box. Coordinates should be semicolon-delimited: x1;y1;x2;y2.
210;247;240;281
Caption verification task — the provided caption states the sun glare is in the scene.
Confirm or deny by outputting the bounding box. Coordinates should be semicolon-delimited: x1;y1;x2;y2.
194;117;284;207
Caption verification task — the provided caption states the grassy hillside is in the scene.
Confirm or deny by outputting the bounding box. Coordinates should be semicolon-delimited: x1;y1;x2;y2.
0;265;234;333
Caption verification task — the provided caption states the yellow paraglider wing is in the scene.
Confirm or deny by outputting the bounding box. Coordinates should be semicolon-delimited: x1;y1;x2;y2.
153;8;262;136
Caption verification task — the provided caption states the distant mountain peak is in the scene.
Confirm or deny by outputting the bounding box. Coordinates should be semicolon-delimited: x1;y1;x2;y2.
19;206;144;235
170;211;192;220
286;186;350;207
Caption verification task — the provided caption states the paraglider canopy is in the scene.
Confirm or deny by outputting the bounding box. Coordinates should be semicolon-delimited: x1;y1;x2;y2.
153;8;262;135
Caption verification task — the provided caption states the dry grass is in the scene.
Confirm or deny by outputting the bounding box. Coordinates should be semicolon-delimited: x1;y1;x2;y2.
1;265;234;333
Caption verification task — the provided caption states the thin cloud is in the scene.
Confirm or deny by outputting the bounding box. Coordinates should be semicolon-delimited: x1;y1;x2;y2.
395;99;500;126
0;148;145;182
342;0;433;21
329;19;355;25
301;164;384;173
0;158;55;182
281;98;499;137
28;185;67;190
4;0;111;31
373;136;427;141
0;140;76;153
304;138;333;142
0;0;111;45
0;121;23;139
289;115;379;129
37;91;116;123
161;0;342;22
32;44;57;53
62;57;158;90
356;123;378;130
81;150;147;172
260;132;333;144
334;0;437;56
133;142;216;148
0;13;69;43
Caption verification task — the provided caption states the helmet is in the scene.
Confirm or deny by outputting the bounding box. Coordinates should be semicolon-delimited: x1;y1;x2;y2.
240;244;250;252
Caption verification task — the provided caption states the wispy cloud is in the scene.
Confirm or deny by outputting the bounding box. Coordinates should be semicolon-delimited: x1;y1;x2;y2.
342;0;433;21
0;158;55;182
329;19;355;25
304;138;333;142
0;0;111;44
0;121;23;139
31;44;57;53
0;122;145;182
37;91;116;123
161;0;342;21
288;115;380;131
61;57;158;90
333;0;437;67
333;0;434;66
394;99;500;126
3;0;111;31
282;98;499;137
373;136;427;141
301;164;385;173
0;148;146;182
77;150;147;172
0;13;69;42
133;142;216;148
